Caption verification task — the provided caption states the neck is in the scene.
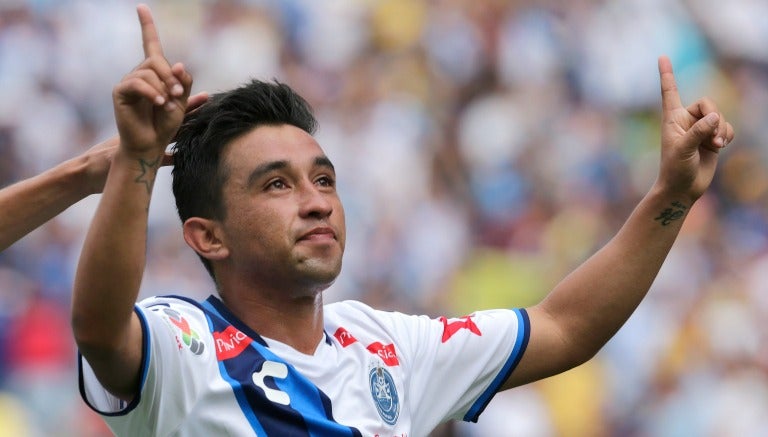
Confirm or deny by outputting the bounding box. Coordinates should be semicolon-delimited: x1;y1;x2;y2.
218;281;325;355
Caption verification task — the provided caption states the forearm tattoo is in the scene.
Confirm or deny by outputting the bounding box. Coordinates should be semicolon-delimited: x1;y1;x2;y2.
654;201;688;226
134;156;161;195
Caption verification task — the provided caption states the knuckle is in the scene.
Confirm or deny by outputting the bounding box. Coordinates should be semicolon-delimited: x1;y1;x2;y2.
123;76;143;88
691;121;708;136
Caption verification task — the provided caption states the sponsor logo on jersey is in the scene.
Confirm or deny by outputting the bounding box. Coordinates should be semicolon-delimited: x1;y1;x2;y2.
369;366;399;426
252;361;290;405
161;308;205;355
213;325;252;361
439;315;482;343
366;342;399;366
333;327;358;347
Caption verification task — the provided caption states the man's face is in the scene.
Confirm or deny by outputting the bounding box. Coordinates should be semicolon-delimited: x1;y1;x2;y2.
217;124;346;292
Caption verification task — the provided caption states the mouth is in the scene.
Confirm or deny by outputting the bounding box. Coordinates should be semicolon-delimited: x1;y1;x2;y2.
298;226;337;242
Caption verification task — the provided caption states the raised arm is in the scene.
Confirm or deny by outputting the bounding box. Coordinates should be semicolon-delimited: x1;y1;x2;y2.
71;4;193;402
504;56;735;388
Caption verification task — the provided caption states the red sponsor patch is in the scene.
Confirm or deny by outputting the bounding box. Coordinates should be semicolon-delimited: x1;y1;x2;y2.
439;316;482;343
367;342;400;366
213;325;252;361
333;327;358;347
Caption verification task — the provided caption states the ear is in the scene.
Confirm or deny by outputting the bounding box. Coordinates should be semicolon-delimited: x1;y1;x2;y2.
182;217;230;262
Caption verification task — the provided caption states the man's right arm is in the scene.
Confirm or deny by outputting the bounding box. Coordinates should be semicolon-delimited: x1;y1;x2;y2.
71;148;161;401
71;4;192;402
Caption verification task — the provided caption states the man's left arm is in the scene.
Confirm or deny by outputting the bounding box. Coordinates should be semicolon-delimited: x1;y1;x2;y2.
502;56;735;389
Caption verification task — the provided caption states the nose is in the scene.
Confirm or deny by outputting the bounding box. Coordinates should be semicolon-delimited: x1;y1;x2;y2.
298;182;333;219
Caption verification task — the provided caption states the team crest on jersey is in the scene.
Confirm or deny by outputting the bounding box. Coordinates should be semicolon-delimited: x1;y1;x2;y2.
160;307;205;355
369;366;399;425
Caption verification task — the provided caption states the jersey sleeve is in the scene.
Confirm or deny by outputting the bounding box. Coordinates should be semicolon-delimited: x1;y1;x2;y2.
78;296;213;434
385;307;530;426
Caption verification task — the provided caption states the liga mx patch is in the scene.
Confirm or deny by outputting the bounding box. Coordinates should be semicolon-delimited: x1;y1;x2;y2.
157;306;205;355
369;366;399;425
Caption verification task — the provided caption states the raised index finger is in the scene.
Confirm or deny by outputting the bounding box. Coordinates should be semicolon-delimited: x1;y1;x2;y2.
137;4;164;59
658;55;683;113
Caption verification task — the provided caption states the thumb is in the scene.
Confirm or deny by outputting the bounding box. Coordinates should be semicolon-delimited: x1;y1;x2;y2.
681;112;719;149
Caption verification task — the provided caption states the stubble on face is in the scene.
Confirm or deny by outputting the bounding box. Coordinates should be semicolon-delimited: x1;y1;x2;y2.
216;125;346;295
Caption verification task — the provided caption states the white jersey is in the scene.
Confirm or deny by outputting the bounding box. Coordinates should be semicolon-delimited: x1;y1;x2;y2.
80;295;530;437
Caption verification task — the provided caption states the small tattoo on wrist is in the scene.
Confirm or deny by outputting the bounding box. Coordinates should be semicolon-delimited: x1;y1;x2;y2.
654;201;688;226
134;157;161;194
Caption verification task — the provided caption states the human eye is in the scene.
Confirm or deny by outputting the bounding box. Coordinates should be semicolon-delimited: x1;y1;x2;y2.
265;178;288;191
315;175;336;188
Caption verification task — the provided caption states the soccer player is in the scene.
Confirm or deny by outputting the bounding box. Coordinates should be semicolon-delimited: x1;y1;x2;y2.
71;4;734;436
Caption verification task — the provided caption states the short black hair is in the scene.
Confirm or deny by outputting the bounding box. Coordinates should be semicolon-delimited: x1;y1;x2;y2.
171;79;318;279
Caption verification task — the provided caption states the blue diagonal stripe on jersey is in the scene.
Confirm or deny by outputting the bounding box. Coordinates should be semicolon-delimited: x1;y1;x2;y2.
206;312;269;435
201;297;362;437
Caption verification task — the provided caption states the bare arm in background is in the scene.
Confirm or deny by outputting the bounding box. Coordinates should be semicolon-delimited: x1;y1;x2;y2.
0;93;206;252
0;137;115;251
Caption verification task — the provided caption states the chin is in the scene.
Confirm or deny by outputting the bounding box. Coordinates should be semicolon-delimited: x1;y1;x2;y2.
297;259;342;288
309;269;341;288
297;275;338;296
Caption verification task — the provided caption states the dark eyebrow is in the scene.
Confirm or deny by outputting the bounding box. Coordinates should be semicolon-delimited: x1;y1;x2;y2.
246;156;335;188
315;156;335;173
246;160;288;188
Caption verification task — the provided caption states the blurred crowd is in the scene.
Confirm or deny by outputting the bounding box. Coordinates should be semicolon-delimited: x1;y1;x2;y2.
1;0;767;435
